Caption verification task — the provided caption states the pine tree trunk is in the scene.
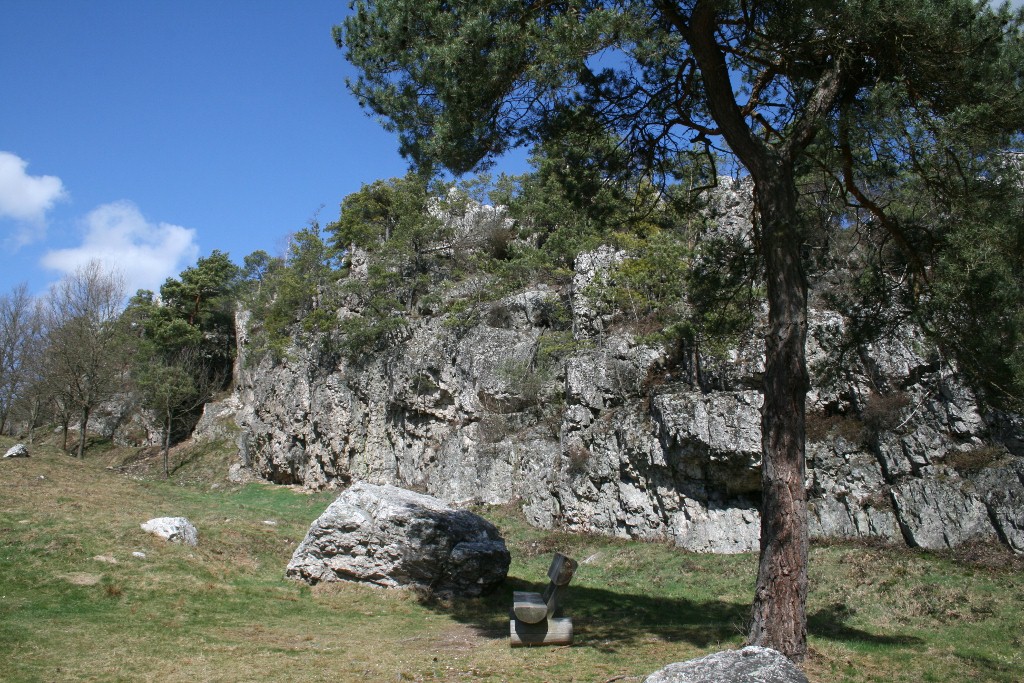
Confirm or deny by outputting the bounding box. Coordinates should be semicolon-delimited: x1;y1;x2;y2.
746;168;810;660
681;7;813;656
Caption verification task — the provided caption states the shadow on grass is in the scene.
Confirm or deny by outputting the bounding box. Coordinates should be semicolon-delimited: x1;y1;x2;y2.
419;575;749;653
420;583;926;654
951;649;1020;681
807;602;924;647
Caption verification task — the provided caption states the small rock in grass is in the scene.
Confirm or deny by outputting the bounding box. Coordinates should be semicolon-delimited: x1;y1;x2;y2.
2;443;28;458
141;517;198;547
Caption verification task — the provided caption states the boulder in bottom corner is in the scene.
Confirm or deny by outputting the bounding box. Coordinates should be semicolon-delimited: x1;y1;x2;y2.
644;646;808;683
286;482;510;598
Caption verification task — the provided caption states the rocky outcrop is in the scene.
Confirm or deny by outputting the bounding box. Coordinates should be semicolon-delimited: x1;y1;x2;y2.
643;647;808;683
223;183;1024;555
286;483;509;597
192;393;243;444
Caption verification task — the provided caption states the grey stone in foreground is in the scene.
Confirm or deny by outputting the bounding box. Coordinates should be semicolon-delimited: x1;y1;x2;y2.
140;517;198;547
3;443;29;458
286;482;510;597
644;647;808;683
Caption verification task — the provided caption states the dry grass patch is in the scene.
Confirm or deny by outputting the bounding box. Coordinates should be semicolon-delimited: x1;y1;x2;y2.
2;436;1024;682
61;572;103;586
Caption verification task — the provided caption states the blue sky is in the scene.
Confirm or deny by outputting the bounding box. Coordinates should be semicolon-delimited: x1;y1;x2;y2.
0;1;530;297
3;1;1021;298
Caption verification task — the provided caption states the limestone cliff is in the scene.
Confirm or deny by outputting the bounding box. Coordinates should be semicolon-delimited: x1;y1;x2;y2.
209;181;1024;554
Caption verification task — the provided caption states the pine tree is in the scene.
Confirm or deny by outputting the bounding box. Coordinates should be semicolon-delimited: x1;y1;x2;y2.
339;0;1024;658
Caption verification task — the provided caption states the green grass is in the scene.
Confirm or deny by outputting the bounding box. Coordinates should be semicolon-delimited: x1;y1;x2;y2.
1;436;1022;682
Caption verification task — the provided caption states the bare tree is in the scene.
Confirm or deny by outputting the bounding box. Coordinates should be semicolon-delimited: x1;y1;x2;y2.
11;298;49;444
0;283;38;434
51;391;75;452
45;261;128;458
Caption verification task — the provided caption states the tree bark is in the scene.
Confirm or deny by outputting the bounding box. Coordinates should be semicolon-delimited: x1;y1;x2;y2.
746;167;810;660
76;406;90;459
163;411;172;478
27;398;40;446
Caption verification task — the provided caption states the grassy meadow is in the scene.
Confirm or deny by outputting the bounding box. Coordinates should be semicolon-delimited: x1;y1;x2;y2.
1;435;1022;682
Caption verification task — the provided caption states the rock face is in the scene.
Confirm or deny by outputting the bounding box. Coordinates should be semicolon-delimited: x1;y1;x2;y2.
3;444;29;458
222;182;1024;555
643;647;809;683
286;483;510;597
226;462;261;484
192;393;243;444
141;517;198;547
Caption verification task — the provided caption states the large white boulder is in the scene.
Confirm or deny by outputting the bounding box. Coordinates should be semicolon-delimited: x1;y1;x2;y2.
286;482;510;597
3;444;29;458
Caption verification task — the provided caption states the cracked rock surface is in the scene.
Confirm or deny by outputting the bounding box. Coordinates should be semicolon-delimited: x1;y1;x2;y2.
199;183;1024;555
286;483;510;597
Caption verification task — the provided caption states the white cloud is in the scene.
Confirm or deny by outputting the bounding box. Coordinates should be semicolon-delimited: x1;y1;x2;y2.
41;201;199;294
0;151;67;246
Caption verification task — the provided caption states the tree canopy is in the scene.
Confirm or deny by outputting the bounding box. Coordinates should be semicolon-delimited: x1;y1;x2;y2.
340;0;1024;659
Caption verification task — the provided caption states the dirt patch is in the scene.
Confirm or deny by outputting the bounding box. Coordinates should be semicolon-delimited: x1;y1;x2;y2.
426;624;486;652
63;573;103;586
